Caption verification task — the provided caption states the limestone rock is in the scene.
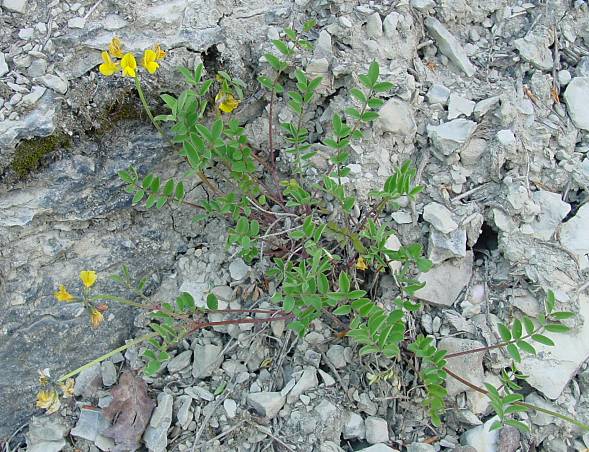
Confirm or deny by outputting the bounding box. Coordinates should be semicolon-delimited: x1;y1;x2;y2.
438;337;485;397
423;202;458;233
192;344;223;378
559;203;589;269
514;36;553;71
365;416;389;444
26;416;68;452
428;119;477;155
428;228;467;264
448;93;475;119
247;392;285;419
143;392;174;452
424;17;476;77
563;77;589;131
377;98;416;137
415;252;473;306
0;52;8;76
3;0;27;13
529;190;570;241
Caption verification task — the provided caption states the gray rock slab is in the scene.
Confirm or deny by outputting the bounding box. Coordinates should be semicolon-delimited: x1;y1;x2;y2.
428;228;467;264
3;0;27;13
192;344;223;378
427;119;477;155
530;190;570;241
563;77;589;131
438;337;485;397
559;203;589;269
377;98;416;136
0;52;9;76
71;408;110;442
247;392;285;419
287;367;318;402
423;202;458;233
143;392;174;452
26;416;68;452
365;416;389;444
415;252;473;306
424;17;476;77
167;350;192;373
514;36;553;71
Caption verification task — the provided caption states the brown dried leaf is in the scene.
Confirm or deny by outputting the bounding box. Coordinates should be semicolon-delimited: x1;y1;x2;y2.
102;371;155;451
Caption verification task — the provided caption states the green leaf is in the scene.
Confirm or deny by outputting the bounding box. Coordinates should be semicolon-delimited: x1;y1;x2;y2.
350;88;367;103
317;274;329;294
544;324;570;333
367;98;385;109
303;19;316;32
339;272;350;293
359;344;379;356
144;360;161;376
489;421;503;431
546;290;556;314
367;61;379;86
373;81;394;92
522;316;535;335
511;319;522;340
272;39;291;56
498;323;512;341
333;305;351;316
145;193;158;209
504;419;530;432
550;311;575;320
361;111;379;122
163;179;174;196
532;334;555;346
132;190;145;205
516;340;536;355
206;293;219;310
506;343;521;362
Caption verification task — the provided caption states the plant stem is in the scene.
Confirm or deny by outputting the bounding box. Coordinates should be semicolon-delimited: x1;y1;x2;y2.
57;332;156;382
90;294;153;310
444;329;542;360
443;366;589;431
134;76;165;137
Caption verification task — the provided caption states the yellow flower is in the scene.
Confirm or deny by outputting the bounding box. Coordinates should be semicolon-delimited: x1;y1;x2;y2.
36;389;60;414
142;49;159;74
80;270;97;288
90;307;104;328
153;43;166;60
215;92;239;113
54;285;75;302
59;378;75;398
121;53;137;77
38;368;51;386
108;36;124;58
356;256;368;271
99;51;119;77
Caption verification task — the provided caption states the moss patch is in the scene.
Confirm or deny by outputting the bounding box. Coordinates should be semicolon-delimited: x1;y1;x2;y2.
11;133;72;178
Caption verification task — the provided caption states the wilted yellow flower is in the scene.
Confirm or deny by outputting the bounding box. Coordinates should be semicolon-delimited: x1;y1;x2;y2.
90;307;104;328
38;368;51;386
54;285;75;302
215;92;239;113
99;51;119;76
36;389;60;414
59;378;75;398
356;256;368;271
80;270;97;288
121;53;137;77
153;43;166;60
142;49;159;74
108;36;124;58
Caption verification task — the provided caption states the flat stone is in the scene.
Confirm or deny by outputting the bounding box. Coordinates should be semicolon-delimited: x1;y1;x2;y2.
377;98;416;137
558;69;572;86
427;119;477;155
73;364;102;398
0;53;8;77
473;96;500;120
365;416;389;444
460;138;487;167
423;202;458;233
519;294;589;399
247;392;285;418
415;252;473;306
357;446;397;452
192;344;223;379
3;0;27;13
559;203;589;269
178;281;207;308
229;258;250;281
529;190;570;241
326;344;347;368
428;228;467;264
224;398;237;418
366;12;383;39
577;56;589;77
185;386;214;401
67;17;86;28
383;12;400;36
563;77;589;131
26;416;67;452
384;234;402;273
71;408;110;442
318;368;336;386
496;129;516;148
462;416;499;452
424;17;476;77
100;361;117;387
20;86;46;107
39;74;68;94
438;337;485;397
167;350;192;373
343;411;365;439
287;367;318;402
427;83;451;105
448;93;475;119
176;395;192;428
27;59;48;78
314;398;338;422
410;0;435;10
407;443;436;452
514;36;553;70
143;392;174;452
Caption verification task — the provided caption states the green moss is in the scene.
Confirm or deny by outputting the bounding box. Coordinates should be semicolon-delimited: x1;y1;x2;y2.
11;133;71;178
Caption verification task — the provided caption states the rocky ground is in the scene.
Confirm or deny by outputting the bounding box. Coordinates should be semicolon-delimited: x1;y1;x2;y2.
1;0;589;451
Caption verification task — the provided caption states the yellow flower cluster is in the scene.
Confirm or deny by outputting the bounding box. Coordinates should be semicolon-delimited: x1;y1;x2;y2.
54;270;104;328
36;369;75;414
99;37;165;78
